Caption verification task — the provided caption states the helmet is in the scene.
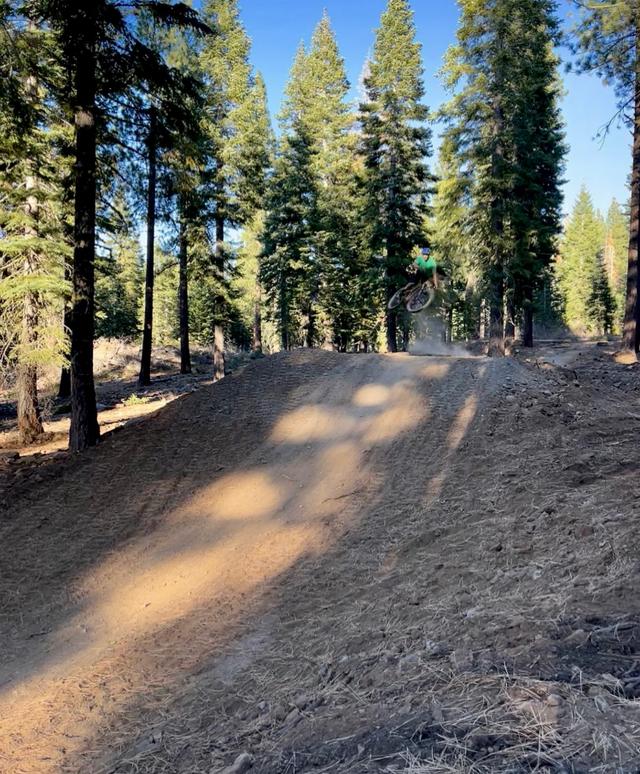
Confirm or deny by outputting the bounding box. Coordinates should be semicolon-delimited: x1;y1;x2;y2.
421;247;430;256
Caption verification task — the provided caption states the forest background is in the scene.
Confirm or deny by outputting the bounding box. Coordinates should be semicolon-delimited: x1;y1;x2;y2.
0;0;636;450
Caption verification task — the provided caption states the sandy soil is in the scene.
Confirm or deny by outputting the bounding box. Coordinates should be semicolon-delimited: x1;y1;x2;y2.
1;345;640;773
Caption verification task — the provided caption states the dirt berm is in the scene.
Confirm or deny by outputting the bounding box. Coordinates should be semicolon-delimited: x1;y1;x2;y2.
1;346;640;773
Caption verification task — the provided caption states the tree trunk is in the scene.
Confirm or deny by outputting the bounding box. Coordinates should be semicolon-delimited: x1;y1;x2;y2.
522;285;534;347
213;216;225;380
279;273;289;350
58;281;72;399
17;269;43;443
385;282;398;353
139;106;157;387
488;266;505;357
401;311;410;352
69;17;100;452
253;282;263;354
305;302;316;348
17;118;44;443
623;32;640;353
58;362;71;399
504;291;516;341
178;196;191;375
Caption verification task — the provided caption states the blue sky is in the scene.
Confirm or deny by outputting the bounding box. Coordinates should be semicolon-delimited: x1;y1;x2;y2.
238;0;630;217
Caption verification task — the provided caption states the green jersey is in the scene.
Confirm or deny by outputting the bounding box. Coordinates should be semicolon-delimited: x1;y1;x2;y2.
415;254;437;273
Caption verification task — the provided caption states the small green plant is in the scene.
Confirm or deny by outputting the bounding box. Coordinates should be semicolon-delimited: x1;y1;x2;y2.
123;393;150;407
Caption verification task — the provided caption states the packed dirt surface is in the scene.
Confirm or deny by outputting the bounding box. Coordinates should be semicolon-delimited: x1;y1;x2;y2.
1;344;640;773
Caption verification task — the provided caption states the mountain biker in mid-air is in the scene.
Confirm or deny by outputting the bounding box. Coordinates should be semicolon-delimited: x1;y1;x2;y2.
406;246;440;289
388;247;444;313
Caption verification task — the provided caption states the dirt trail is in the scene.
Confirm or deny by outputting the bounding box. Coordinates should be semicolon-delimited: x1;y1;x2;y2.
1;348;640;773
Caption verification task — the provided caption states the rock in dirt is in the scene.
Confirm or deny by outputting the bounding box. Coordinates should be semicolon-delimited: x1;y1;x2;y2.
424;639;449;658
398;653;421;672
564;628;589;647
212;752;254;774
450;649;474;670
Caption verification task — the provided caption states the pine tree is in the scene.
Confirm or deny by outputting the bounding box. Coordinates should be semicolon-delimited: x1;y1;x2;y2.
261;123;316;349
359;0;431;353
555;187;607;334
588;250;617;335
604;197;630;328
0;13;69;443
307;14;364;349
199;0;263;379
442;0;565;353
271;13;362;349
573;0;639;351
31;0;210;450
431;136;480;341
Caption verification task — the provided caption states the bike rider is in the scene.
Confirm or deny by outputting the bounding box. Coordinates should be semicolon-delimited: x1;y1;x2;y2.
403;246;440;292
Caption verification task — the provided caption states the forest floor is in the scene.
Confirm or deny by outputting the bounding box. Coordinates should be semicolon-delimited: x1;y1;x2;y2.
0;340;250;458
1;341;640;773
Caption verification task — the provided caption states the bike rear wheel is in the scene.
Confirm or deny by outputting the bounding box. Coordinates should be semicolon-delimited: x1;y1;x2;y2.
387;288;405;310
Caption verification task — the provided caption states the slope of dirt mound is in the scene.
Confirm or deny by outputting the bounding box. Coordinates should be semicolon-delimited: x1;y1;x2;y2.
1;347;639;773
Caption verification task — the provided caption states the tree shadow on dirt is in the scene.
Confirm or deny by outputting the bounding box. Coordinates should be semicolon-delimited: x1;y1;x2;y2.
0;350;501;773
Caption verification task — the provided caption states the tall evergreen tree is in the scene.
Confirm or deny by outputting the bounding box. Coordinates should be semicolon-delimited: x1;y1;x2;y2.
442;0;565;353
431;135;480;341
199;0;260;379
30;0;209;450
271;13;362;349
261;122;316;350
0;12;69;443
604;197;631;327
359;0;431;353
307;14;364;349
555;187;607;334
574;0;639;352
588;250;617;335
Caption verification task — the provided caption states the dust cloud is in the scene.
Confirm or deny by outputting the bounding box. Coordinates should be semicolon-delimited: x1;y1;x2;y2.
408;311;471;357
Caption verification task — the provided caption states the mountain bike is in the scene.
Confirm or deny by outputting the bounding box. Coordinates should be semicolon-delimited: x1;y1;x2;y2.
388;279;436;314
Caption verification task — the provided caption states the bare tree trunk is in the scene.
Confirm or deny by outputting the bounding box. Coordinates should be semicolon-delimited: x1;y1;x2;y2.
305;301;316;348
504;290;516;341
279;272;289;350
178;195;191;375
58;362;71;399
623;34;640;353
58;255;72;398
401;311;410;352
69;13;100;452
386;284;398;353
488;266;505;357
17;238;43;443
213;216;225;380
478;298;486;340
522;284;534;347
139;106;157;387
253;282;263;354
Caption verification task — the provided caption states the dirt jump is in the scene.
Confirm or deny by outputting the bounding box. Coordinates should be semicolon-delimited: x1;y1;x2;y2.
1;346;640;773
